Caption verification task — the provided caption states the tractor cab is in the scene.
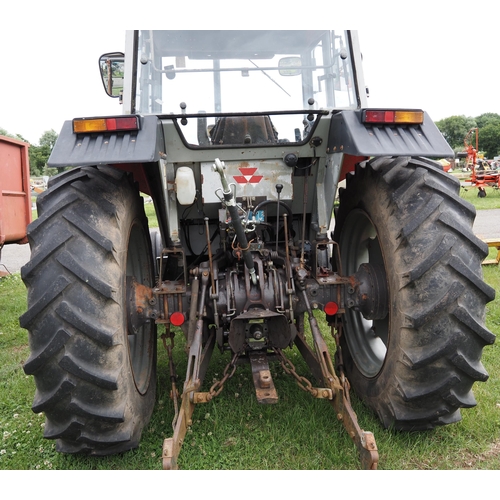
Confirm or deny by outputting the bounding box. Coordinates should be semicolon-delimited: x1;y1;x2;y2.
101;30;362;147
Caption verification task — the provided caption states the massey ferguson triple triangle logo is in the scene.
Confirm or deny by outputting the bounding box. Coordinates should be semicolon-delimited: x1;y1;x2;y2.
233;167;263;184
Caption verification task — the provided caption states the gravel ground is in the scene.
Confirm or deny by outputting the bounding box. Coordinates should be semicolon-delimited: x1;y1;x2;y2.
0;242;31;275
1;209;499;276
471;209;500;240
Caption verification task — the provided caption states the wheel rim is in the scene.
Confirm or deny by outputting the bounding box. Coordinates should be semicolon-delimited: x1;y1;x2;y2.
340;209;389;378
126;221;154;394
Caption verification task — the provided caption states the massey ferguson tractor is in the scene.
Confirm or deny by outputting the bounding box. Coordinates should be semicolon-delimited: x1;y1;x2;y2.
20;31;495;470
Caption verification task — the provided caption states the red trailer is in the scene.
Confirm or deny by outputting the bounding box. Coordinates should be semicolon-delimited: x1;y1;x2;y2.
0;135;31;259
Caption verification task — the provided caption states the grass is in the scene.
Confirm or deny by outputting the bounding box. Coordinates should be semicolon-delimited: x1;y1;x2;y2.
459;184;500;209
1;264;499;471
453;169;500;209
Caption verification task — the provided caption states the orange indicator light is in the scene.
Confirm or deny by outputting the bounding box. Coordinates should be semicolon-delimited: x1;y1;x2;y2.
73;116;139;134
363;109;424;125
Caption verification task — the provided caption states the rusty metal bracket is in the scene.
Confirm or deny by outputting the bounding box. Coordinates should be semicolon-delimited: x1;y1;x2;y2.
162;270;215;470
127;277;157;335
333;389;378;470
161;326;179;430
331;322;378;469
249;351;278;404
296;289;379;470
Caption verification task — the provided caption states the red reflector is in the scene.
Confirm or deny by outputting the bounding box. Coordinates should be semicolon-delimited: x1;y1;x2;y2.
109;117;140;130
170;312;185;326
362;109;424;125
72;116;139;134
105;118;118;131
324;301;339;316
364;110;395;123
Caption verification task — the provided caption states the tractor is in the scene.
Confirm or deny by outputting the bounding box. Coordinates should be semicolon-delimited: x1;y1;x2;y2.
20;31;495;469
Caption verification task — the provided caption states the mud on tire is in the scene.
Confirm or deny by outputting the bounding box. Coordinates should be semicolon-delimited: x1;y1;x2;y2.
20;165;156;455
333;156;495;430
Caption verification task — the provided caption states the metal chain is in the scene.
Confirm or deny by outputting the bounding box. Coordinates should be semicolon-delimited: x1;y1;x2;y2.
208;352;240;398
273;347;317;396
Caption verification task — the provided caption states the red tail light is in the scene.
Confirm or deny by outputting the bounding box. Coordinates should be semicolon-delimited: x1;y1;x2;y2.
73;116;140;134
362;110;424;125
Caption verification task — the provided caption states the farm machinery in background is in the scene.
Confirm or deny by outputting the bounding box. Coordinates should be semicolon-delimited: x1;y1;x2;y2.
463;127;499;196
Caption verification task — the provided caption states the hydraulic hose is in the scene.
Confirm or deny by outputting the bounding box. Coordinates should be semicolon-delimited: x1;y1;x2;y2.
212;158;257;285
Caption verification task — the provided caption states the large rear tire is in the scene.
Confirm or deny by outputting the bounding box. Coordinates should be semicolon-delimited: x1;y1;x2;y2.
20;165;156;454
333;156;495;430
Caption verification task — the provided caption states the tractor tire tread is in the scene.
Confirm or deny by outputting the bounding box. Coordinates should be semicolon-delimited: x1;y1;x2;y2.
21;165;155;454
334;156;495;430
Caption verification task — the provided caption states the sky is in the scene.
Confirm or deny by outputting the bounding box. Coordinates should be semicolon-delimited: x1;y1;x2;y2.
1;2;498;145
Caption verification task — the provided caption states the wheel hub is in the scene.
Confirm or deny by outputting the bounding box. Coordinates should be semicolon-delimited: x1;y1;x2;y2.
348;263;388;320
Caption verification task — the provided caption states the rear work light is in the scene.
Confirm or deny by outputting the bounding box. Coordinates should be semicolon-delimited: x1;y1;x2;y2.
362;109;424;125
73;116;140;134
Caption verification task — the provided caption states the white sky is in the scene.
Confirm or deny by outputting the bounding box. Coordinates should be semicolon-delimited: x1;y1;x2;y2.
1;2;498;144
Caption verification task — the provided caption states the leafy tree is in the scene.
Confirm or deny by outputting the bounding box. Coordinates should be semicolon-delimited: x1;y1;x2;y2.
475;113;500;129
28;129;58;176
28;146;47;176
478;123;500;159
435;115;477;150
39;129;58;150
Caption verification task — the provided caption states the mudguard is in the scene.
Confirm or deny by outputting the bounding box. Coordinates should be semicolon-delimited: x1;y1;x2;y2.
48;115;165;168
328;110;453;158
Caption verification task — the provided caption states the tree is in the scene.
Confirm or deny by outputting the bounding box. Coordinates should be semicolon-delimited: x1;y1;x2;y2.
39;129;58;150
478;123;500;159
435;115;477;150
28;130;58;176
475;113;500;129
28;146;48;176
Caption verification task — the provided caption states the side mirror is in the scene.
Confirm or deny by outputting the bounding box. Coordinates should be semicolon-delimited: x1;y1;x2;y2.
279;57;302;76
99;52;125;98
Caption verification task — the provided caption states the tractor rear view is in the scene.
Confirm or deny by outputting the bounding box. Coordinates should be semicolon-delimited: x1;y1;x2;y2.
20;31;495;469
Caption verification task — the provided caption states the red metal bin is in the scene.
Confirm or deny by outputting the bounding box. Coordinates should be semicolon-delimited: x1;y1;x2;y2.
0;135;32;246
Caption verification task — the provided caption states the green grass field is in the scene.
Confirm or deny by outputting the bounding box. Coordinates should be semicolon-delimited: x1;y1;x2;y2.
1;267;499;470
459;184;500;209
